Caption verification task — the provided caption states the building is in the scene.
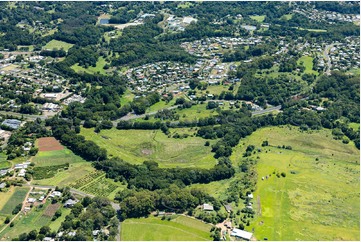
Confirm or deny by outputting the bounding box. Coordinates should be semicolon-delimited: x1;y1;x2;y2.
28;198;36;203
224;204;232;213
230;228;253;240
18;169;26;177
64;199;77;208
202;203;214;211
1;119;22;130
49;191;62;198
0;182;6;189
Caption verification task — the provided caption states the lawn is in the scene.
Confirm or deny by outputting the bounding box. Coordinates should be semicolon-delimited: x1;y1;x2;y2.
32;161;95;187
71;56;108;75
32;149;85;167
80;128;217;168
239;126;360;241
281;14;293;20
121;215;212;241
250;15;266;23
0;154;10;169
297;56;319;76
0;187;29;215
43;39;74;51
49;208;71;232
349;122;360;131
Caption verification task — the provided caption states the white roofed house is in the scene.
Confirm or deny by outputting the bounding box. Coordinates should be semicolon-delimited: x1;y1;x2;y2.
202;203;214;211
231;228;253;240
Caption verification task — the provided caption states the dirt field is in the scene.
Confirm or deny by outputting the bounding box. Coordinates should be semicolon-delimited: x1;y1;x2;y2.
42;203;60;217
37;137;64;151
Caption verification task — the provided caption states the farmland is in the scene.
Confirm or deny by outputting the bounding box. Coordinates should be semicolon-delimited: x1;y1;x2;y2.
32;149;85;167
250;15;266;22
80;128;217;168
297;56;318;75
37;137;63;152
238;126;360;241
0;154;10;169
42;39;74;51
121;215;212;241
0;187;29;215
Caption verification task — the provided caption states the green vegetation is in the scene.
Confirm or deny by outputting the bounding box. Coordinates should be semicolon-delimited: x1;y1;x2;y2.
32;162;95;187
297;56;318;75
80;128;217;168
121;216;212;241
243;126;359;241
43;39;74;51
250;15;266;22
177;2;194;9
0;187;29;215
48;208;71;232
281;14;293;20
0;154;10;169
71;56;108;75
33;163;69;180
349;122;360;131
32;149;85;167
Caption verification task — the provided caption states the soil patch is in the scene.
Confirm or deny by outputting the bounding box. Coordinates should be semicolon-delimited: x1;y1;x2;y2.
38;137;64;151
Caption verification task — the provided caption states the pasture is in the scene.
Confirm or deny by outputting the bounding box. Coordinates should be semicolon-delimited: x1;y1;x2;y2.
297;56;318;75
32;161;95;187
0;187;29;215
281;14;293;20
80;128;217;168
121;215;212;241
43;39;73;51
32;149;85;167
0;154;10;169
239;126;360;241
71;57;108;75
250;15;266;22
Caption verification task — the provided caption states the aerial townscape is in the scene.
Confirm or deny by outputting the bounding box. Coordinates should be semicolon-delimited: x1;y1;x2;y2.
0;1;359;241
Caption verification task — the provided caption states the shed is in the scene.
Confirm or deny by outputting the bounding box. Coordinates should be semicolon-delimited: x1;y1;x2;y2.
202;203;214;211
230;228;253;240
224;204;232;213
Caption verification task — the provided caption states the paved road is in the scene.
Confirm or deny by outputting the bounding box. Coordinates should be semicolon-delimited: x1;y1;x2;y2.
251;105;282;116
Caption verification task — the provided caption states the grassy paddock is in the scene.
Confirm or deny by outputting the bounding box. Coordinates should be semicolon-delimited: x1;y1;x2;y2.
297;56;318;75
238;126;360;241
80;128;217;168
71;57;107;75
121;215;212;241
250;15;266;22
43;39;74;51
0;154;10;169
0;187;29;215
32;149;85;167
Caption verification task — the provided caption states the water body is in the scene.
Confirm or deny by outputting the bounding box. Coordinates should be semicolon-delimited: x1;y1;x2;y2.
99;18;110;25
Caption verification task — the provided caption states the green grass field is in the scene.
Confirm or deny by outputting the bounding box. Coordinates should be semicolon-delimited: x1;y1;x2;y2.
349;122;360;131
250;15;266;22
43;39;74;51
32;149;85;167
297;56;319;76
80;128;217;168
175;103;218;121
121;215;212;241
32;161;95;186
49;208;71;232
0;187;29;215
238;126;360;241
281;14;293;20
147;99;176;113
71;57;107;75
0;154;10;169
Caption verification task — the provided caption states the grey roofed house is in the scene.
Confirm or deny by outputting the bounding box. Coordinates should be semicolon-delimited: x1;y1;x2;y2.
0;182;6;189
1;119;22;129
64;199;77;207
202;203;214;211
224;204;232;213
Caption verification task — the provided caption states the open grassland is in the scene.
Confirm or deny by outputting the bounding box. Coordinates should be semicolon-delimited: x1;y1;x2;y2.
49;208;71;232
120;89;135;106
0;187;15;212
349;122;360;131
32;149;85;167
71;57;107;75
43;39;73;51
0;202;53;240
281;14;293;20
80;128;217;168
147;99;176;113
250;15;266;22
32;161;95;187
240;126;360;241
175;103;218;121
0;154;10;169
0;188;29;215
297;56;318;75
121;215;212;241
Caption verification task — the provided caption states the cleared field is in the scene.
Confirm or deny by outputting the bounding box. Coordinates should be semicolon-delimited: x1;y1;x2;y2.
147;99;176;113
43;39;73;51
297;56;318;75
49;208;71;232
37;137;63;151
250;15;266;22
281;14;293;20
32;161;95;187
80;128;217;168
71;56;107;75
175;103;218;121
0;154;10;169
32;149;85;167
0;187;29;215
240;126;360;241
0;187;15;211
349;122;360;131
120;89;135;106
121;215;212;241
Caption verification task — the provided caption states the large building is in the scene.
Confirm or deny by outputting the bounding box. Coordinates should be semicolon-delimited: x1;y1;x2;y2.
1;119;22;130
